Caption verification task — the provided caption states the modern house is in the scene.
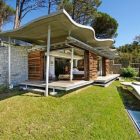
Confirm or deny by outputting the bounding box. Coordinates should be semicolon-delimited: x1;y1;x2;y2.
0;9;118;96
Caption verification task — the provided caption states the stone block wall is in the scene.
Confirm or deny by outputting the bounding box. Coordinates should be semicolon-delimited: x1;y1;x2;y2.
84;51;98;80
0;47;8;85
0;45;29;86
89;52;98;80
102;57;110;76
11;46;29;85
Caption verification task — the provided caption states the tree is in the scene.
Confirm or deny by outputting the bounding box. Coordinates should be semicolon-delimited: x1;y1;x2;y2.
58;0;118;39
133;35;140;45
58;0;101;25
117;40;140;67
14;0;47;29
92;12;118;38
0;0;15;31
47;0;59;14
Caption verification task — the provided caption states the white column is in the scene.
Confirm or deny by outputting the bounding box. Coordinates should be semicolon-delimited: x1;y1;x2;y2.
75;59;78;67
8;37;11;88
100;57;103;76
70;47;74;81
45;25;51;96
49;56;55;79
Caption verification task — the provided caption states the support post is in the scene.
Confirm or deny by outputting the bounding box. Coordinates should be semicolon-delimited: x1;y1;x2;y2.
75;59;78;67
100;57;103;76
70;47;74;81
8;37;12;88
45;25;51;96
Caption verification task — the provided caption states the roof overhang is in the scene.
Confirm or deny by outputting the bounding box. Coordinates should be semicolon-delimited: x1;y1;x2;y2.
0;9;114;48
28;36;116;59
49;51;83;60
67;37;116;59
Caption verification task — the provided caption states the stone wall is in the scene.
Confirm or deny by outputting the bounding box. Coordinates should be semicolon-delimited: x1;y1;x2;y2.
11;46;29;85
102;57;110;76
0;45;29;86
84;51;98;80
0;47;8;85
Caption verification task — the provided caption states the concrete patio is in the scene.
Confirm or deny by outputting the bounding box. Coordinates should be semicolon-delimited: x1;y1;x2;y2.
20;80;93;92
94;74;120;87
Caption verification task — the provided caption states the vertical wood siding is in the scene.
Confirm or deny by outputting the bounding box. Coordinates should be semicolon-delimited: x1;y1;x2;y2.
28;51;44;80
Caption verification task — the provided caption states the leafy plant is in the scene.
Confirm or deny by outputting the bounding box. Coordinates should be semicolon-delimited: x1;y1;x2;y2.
0;85;9;94
121;66;138;78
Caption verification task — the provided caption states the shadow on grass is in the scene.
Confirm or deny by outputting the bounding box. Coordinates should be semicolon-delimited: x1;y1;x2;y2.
117;86;140;111
0;84;91;100
53;84;92;98
13;88;75;98
52;89;78;98
0;87;27;101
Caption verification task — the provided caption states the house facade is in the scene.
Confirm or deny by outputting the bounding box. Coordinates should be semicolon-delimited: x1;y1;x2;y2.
0;43;112;84
0;9;117;95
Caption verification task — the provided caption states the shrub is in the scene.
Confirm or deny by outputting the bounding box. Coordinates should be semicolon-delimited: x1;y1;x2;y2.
0;85;9;94
121;66;138;78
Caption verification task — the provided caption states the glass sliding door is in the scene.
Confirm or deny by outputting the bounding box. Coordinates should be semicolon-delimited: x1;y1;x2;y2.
97;56;103;76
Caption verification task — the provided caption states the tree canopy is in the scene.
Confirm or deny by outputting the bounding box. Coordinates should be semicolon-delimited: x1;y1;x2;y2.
0;0;118;40
92;12;118;38
133;35;140;45
0;0;15;31
58;0;102;25
14;0;47;29
58;1;118;38
117;39;140;65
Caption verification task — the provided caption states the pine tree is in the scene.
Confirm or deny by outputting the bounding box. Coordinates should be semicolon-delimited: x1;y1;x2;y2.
0;0;15;31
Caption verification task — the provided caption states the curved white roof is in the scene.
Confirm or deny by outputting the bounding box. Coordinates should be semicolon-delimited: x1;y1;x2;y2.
0;9;114;48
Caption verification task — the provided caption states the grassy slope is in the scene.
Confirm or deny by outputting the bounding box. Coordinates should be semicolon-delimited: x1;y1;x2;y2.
0;81;139;140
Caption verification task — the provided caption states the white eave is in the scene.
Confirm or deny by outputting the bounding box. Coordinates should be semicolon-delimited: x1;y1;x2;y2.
0;9;114;48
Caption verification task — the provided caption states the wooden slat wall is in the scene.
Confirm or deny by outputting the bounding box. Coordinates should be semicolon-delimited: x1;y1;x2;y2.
28;51;44;80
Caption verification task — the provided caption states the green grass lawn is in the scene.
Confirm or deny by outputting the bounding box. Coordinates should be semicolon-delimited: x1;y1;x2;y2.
0;81;139;140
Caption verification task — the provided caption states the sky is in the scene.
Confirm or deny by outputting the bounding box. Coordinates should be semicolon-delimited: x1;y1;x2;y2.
3;0;140;47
